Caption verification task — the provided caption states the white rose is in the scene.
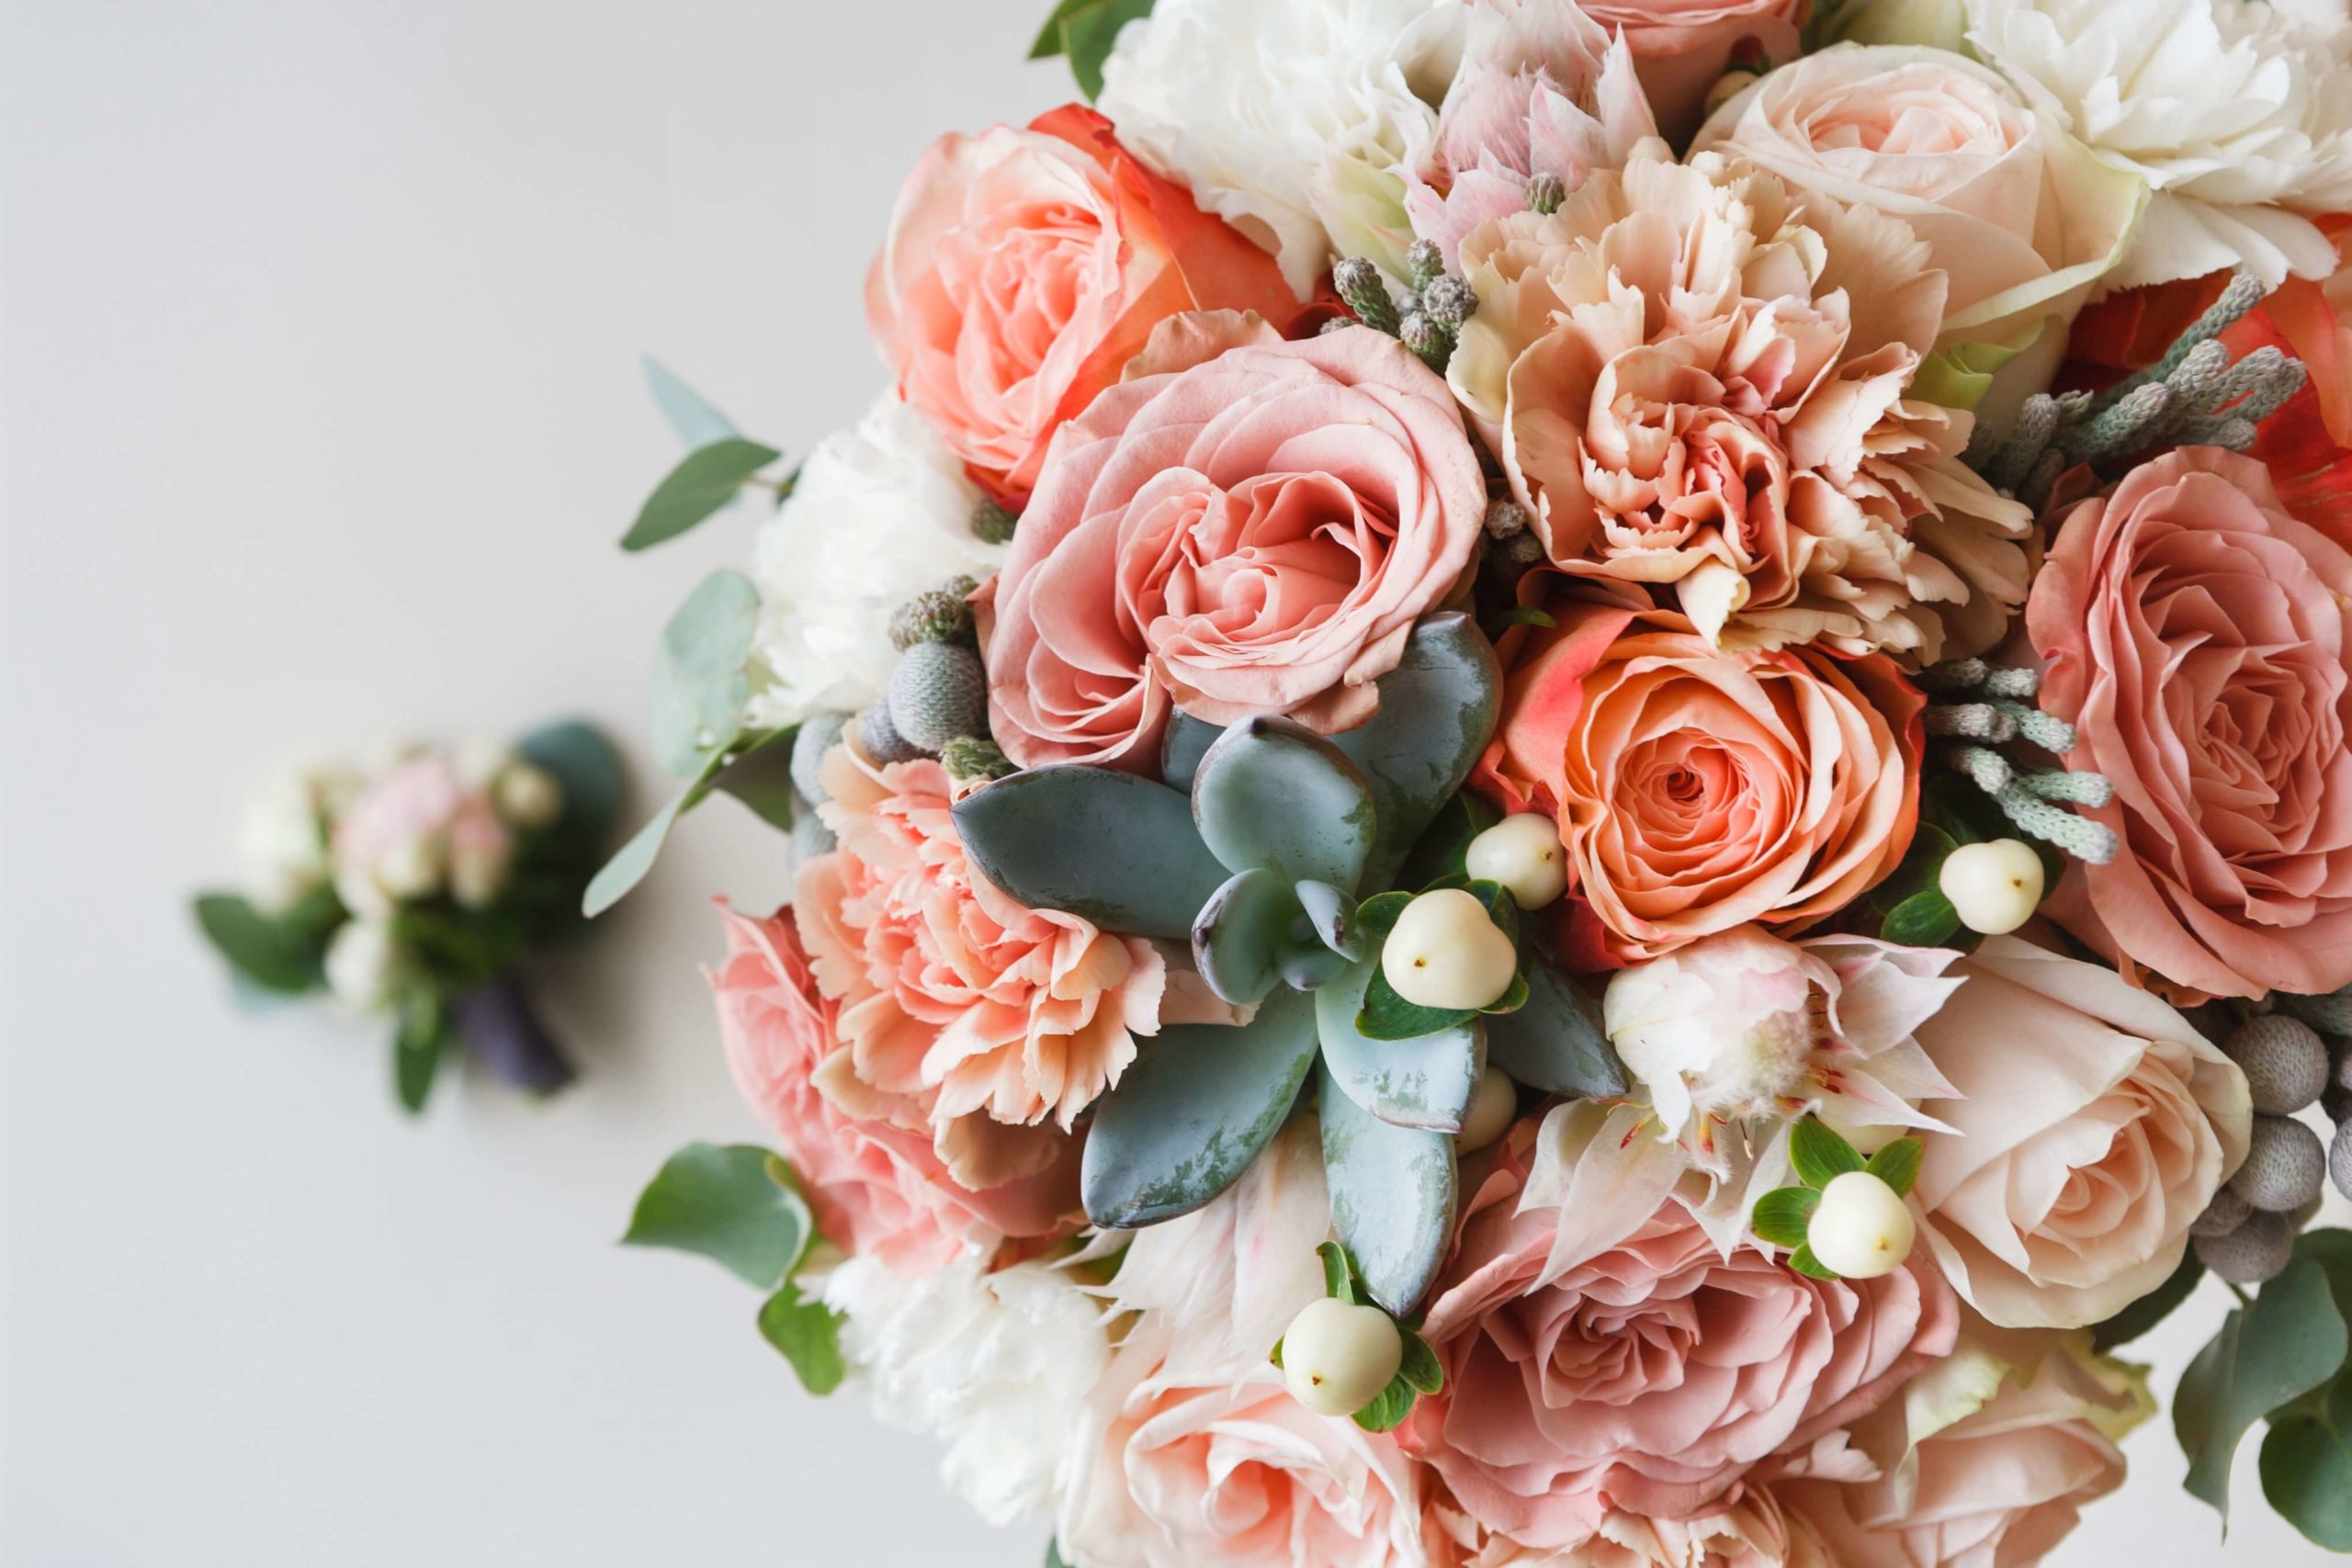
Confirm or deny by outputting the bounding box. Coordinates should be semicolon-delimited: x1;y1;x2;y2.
820;1252;1108;1527
741;393;1000;732
233;762;343;911
1098;0;1459;296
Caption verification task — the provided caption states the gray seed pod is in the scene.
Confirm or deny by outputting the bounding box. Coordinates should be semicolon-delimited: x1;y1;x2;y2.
789;711;852;806
970;499;1018;547
888;642;989;753
858;703;928;765
1484;498;1530;539
2231;1112;2327;1213
888;586;977;652
790;811;837;867
2188;1187;2253;1239
2195;1208;2296;1286
2335;1116;2352;1202
2224;1014;2329;1115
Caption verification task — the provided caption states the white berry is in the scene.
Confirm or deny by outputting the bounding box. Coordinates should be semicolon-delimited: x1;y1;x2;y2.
1806;1170;1916;1280
1464;814;1568;909
1939;839;2044;935
1457;1066;1518;1152
1382;889;1519;1010
1281;1297;1403;1416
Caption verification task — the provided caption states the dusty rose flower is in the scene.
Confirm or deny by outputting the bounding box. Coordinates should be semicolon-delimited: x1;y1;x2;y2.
978;329;1487;770
1402;1129;1959;1552
1403;0;1656;269
707;904;1078;1272
2028;446;2352;999
1476;599;1925;965
1908;937;2251;1328
1448;147;2032;660
1578;0;1808;142
867;105;1295;497
794;742;1222;1193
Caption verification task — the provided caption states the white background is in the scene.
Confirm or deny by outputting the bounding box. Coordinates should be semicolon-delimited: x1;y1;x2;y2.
0;1;2342;1563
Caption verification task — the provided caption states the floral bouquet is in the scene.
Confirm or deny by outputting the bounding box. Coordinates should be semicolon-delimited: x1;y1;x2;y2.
196;722;623;1111
610;0;2352;1561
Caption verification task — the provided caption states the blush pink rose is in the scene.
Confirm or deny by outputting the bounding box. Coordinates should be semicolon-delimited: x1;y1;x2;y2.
707;903;1078;1273
2027;445;2352;999
978;330;1487;769
1476;599;1925;965
1578;0;1807;143
1402;1130;1959;1552
868;104;1296;498
331;749;512;915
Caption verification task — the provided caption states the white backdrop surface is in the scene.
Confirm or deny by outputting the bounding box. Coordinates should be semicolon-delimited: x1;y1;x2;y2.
0;1;2341;1563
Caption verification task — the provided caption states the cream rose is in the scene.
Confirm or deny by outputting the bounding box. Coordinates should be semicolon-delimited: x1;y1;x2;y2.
1908;937;2251;1329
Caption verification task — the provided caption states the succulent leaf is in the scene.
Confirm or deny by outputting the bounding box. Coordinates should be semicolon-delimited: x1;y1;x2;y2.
952;766;1225;939
1316;953;1481;1131
1275;936;1352;991
1193;866;1298;1008
1161;708;1220;794
1484;957;1627;1098
1329;614;1502;891
1080;988;1320;1229
1193;716;1376;889
1319;1060;1458;1314
1293;880;1362;961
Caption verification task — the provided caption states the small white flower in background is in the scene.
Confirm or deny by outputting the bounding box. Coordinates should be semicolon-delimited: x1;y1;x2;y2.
492;761;562;829
1098;0;1461;296
323;919;401;1010
234;763;347;912
1962;0;2352;286
819;1252;1108;1527
741;393;1000;733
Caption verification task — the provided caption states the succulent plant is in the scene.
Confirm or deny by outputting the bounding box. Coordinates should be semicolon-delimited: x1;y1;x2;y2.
952;614;1626;1312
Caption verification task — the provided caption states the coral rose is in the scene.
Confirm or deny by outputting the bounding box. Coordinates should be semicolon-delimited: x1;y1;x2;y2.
978;329;1487;769
1476;598;1924;965
1908;937;2251;1329
1448;146;2031;660
867;104;1295;497
1577;0;1808;143
707;904;1076;1272
1404;1127;1959;1552
2028;446;2352;998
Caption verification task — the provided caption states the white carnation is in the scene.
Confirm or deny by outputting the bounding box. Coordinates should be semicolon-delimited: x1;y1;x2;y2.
741;393;1000;732
820;1253;1109;1527
1097;0;1461;296
1964;0;2352;286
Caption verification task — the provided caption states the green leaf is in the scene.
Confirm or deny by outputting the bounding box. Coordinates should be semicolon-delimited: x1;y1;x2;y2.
1316;1241;1359;1306
1751;1186;1820;1250
2263;1375;2352;1551
1922;771;2008;849
649;569;762;775
711;725;797;831
1484;957;1627;1099
1391;791;1502;894
1870;822;1959;914
622;1142;811;1289
642;356;739;449
1500;606;1556;628
1356;962;1479;1042
1789;1119;1865;1189
1052;0;1157;97
1787;1243;1839;1280
1317;953;1480;1131
1192;867;1296;1009
953;764;1228;940
622;436;782;552
392;991;448;1115
757;1279;846;1395
2092;1253;2206;1354
1351;1376;1417;1433
192;892;334;994
1046;1544;1071;1568
1319;1060;1457;1314
1880;888;1962;948
2176;1256;2349;1518
1080;988;1319;1228
582;753;722;917
1193;716;1376;889
1397;1330;1443;1396
1028;0;1093;56
1329;614;1503;892
1864;1137;1925;1198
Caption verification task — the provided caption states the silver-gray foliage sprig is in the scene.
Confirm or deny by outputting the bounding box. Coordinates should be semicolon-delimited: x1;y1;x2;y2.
1919;658;2120;864
1330;243;1477;374
1964;268;2308;512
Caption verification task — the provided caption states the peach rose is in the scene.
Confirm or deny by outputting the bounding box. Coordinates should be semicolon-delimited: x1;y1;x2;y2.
1577;0;1807;143
978;329;1487;769
1476;599;1923;965
793;743;1217;1198
1908;937;2251;1329
2028;446;2352;998
867;105;1296;497
707;904;1076;1273
1402;1129;1959;1552
1447;147;2032;660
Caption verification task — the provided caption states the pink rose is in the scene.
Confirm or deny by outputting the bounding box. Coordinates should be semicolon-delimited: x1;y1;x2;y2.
1577;0;1807;142
2027;445;2352;998
1476;600;1925;965
707;904;1077;1273
978;330;1487;769
1404;1130;1958;1551
332;750;512;915
1908;936;2251;1329
868;105;1295;498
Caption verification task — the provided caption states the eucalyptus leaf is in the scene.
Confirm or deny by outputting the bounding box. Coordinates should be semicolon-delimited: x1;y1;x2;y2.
622;1142;811;1290
1483;957;1626;1099
1193;716;1376;888
1038;0;1157;97
642;355;739;449
1317;953;1479;1131
1193;866;1296;1008
623;436;782;551
1080;988;1318;1228
2262;1375;2352;1551
1329;614;1502;891
712;726;797;831
649;570;761;775
2175;1256;2348;1518
757;1280;846;1395
954;765;1227;940
582;753;725;917
1320;1060;1456;1314
192;892;333;994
